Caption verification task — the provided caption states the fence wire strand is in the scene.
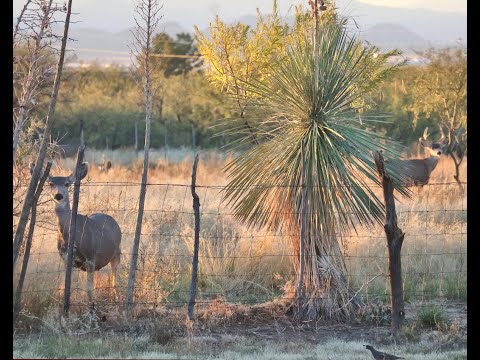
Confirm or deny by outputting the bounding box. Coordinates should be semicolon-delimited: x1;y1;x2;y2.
13;180;467;314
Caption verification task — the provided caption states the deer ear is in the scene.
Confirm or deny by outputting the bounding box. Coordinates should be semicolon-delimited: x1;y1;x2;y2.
67;162;89;183
79;162;89;180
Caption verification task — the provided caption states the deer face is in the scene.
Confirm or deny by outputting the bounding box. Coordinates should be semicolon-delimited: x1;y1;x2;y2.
30;162;89;210
46;175;73;208
420;138;447;158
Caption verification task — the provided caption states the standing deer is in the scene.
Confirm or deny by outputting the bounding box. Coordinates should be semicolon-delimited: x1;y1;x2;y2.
30;162;121;303
398;127;447;187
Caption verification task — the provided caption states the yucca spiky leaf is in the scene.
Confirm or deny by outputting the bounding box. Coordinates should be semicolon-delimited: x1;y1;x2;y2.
222;19;411;237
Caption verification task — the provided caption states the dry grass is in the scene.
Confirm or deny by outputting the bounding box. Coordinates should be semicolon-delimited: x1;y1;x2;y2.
13;149;466;336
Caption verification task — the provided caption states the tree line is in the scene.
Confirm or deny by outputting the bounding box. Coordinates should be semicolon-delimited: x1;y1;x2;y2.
14;16;466;155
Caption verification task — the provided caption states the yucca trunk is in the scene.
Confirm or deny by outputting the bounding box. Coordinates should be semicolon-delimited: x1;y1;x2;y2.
285;177;360;320
292;226;355;320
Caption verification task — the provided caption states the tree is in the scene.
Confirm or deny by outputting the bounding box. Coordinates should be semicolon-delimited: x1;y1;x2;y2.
151;32;202;77
195;0;288;147
408;47;467;184
13;0;75;269
198;1;410;320
13;0;66;163
125;0;163;315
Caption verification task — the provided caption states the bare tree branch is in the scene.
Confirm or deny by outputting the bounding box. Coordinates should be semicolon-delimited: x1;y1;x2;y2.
125;0;164;316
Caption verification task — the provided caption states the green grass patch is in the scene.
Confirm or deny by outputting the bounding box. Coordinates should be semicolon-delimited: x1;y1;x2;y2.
13;335;467;359
417;306;451;329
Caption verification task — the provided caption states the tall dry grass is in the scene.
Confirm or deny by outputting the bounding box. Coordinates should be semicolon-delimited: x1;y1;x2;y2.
13;149;466;323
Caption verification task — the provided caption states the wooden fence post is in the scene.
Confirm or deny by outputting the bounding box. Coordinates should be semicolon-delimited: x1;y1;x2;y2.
373;151;406;336
188;154;200;320
13;162;52;324
296;142;306;319
63;145;85;316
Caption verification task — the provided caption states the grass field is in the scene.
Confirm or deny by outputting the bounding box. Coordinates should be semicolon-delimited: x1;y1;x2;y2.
13;335;467;359
13;148;467;358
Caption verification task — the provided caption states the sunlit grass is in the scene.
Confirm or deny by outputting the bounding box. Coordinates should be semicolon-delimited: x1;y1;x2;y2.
13;149;466;320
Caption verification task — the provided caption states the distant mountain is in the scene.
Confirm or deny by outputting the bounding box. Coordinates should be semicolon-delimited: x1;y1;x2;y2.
360;23;429;51
64;21;187;65
48;1;464;66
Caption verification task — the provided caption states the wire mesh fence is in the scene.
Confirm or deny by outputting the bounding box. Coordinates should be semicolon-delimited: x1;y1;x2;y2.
13;179;467;318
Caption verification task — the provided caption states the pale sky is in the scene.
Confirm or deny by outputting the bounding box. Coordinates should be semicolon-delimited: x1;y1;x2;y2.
358;0;466;13
13;0;467;33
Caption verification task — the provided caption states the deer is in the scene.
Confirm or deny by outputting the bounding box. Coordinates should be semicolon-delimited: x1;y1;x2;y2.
30;162;121;305
397;127;447;187
97;157;112;172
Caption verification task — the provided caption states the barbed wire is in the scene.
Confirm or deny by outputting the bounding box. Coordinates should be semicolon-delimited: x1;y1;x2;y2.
14;179;467;312
14;180;467;189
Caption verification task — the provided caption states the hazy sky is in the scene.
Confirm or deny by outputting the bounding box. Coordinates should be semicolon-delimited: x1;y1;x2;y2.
13;0;467;32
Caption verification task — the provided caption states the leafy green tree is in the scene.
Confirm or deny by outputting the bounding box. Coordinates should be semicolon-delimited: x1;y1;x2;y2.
161;71;231;147
198;2;409;319
151;32;202;77
195;1;288;146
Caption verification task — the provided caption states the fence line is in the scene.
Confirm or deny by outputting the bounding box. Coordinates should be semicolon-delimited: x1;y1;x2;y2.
13;180;467;317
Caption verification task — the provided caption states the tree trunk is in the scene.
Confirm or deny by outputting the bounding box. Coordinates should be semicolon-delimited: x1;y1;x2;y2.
191;123;196;148
450;152;464;190
13;162;52;324
126;0;158;315
373;151;405;335
164;121;168;158
292;231;357;321
80;119;85;147
126;88;151;316
13;0;74;269
134;120;138;151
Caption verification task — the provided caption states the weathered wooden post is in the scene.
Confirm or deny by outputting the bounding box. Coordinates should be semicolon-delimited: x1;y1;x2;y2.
13;162;52;324
188;154;200;320
296;142;306;319
63;145;85;316
373;151;406;335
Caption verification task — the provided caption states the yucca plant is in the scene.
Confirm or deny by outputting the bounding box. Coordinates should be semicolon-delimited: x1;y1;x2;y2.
196;1;412;319
216;14;412;320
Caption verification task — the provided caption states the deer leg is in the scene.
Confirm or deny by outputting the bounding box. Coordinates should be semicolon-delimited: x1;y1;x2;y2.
86;261;95;307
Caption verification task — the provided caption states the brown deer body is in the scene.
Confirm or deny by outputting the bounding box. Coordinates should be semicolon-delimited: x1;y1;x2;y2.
32;162;121;303
398;128;447;187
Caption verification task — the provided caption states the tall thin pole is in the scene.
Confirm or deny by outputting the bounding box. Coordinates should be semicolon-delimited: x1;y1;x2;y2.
63;146;85;316
188;154;200;320
297;142;307;318
126;0;162;315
